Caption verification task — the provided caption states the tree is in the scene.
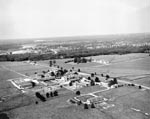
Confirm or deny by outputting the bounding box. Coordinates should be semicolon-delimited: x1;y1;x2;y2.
31;82;36;87
0;113;9;119
106;75;110;80
108;80;114;87
34;72;37;74
69;81;73;86
41;75;45;78
95;77;100;82
49;60;53;67
74;72;78;75
113;78;118;84
101;74;104;77
139;86;142;89
51;72;55;76
131;84;135;86
46;93;49;98
91;103;95;108
84;104;89;109
88;77;91;80
78;69;81;72
54;91;58;96
77;100;82;105
35;92;46;102
90;80;95;86
76;91;81;95
74;57;78;63
50;92;54;97
89;57;92;62
82;57;87;63
53;60;56;65
91;73;94;77
42;70;46;74
63;69;68;74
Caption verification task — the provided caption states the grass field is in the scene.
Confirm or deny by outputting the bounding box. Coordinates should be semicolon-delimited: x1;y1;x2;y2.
7;87;150;119
76;85;107;94
0;53;150;119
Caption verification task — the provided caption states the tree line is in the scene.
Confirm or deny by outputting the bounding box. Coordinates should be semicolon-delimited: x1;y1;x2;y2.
0;45;149;61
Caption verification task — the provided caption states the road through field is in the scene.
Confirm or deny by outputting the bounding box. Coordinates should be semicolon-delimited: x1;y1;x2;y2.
117;79;150;90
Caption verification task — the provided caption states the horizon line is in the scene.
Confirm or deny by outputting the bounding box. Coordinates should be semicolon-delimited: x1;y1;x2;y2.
0;32;150;41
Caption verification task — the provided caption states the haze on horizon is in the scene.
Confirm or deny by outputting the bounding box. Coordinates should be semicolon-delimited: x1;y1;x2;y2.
0;0;150;40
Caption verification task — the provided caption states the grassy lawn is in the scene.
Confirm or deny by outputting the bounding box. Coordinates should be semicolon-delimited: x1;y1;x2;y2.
77;85;107;94
76;94;95;102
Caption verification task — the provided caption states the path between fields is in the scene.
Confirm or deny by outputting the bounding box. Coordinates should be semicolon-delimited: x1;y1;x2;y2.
1;65;28;77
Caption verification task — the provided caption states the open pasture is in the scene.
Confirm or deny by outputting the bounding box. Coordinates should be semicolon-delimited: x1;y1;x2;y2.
0;65;23;80
1;62;50;76
51;53;150;86
37;54;150;78
0;53;150;119
93;86;150;119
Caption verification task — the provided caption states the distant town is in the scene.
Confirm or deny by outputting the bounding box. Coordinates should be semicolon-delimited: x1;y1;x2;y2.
0;33;150;61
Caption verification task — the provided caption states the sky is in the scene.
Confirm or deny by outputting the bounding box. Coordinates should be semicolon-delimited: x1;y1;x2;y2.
0;0;149;39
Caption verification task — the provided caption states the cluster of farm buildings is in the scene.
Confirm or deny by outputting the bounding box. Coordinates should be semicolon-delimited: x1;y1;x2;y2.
9;64;118;106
